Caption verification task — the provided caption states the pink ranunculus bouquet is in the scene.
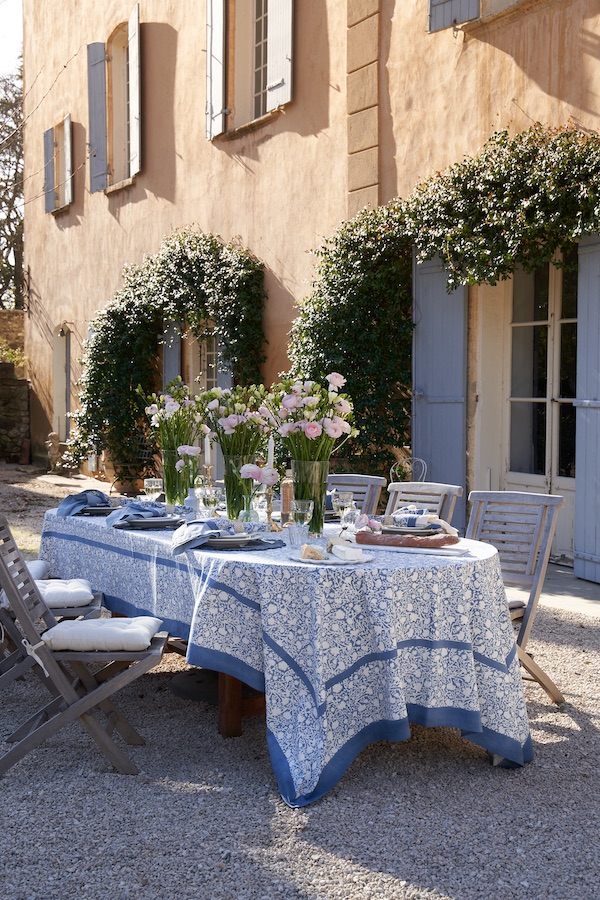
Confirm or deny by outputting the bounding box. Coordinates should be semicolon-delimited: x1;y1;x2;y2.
265;373;358;461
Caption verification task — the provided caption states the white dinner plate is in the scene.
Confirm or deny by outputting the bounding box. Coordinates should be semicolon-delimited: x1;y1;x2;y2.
205;533;256;549
288;551;373;566
113;516;183;530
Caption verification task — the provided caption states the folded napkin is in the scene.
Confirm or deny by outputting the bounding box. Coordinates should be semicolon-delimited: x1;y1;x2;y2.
36;578;95;608
171;519;235;555
105;502;168;527
56;489;112;517
392;511;458;536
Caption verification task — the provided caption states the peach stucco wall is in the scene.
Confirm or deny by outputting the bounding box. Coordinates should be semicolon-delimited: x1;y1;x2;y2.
22;0;600;458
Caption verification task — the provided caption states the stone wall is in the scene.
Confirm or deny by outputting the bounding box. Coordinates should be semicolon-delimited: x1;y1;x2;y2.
0;361;30;463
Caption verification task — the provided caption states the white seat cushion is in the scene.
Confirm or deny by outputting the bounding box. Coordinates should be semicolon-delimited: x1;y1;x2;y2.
41;616;163;651
36;578;95;608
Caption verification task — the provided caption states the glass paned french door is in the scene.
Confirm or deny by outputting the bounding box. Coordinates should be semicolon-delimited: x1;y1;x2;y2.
508;249;577;484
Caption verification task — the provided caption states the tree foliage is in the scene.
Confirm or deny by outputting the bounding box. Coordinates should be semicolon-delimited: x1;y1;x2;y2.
0;66;23;309
288;202;414;474
68;227;266;477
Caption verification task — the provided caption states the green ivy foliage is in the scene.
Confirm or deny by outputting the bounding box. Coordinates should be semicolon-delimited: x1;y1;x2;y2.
405;123;600;290
287;202;414;473
68;227;266;477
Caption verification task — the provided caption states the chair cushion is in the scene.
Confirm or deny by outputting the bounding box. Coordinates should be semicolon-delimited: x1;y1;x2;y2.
27;559;50;580
36;578;95;608
41;616;163;651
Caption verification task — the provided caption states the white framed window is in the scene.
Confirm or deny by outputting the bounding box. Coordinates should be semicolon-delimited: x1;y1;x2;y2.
206;0;293;139
87;3;141;192
428;0;480;32
43;114;73;213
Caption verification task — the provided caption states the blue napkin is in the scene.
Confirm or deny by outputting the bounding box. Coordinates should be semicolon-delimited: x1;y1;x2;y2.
393;508;439;529
56;489;112;517
171;519;235;555
106;502;168;527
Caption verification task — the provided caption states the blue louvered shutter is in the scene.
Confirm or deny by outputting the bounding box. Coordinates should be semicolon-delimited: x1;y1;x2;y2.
573;235;600;582
412;254;467;531
428;0;480;32
128;4;141;177
162;323;182;388
266;0;293;111
206;0;225;139
63;114;73;206
87;42;108;192
43;127;55;213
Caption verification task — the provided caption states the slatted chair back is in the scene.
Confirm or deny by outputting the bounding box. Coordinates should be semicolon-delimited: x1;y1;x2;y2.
389;458;428;483
0;515;167;776
327;474;387;515
465;491;565;704
385;481;464;525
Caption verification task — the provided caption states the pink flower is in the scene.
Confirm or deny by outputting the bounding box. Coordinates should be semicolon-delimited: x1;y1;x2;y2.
333;416;352;434
207;399;220;411
240;463;263;481
175;459;185;472
201;423;211;435
334;397;351;415
326;372;346;389
282;393;302;409
278;422;298;437
257;465;279;486
164;399;180;415
146;403;158;416
323;417;343;439
355;513;370;530
368;519;382;531
302;396;320;408
303;421;323;440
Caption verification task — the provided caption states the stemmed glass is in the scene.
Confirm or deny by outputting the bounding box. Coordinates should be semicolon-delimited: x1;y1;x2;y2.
336;491;354;519
201;486;223;518
143;478;163;500
290;499;314;526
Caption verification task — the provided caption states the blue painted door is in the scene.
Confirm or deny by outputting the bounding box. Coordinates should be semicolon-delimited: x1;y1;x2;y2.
412;255;467;531
574;235;600;582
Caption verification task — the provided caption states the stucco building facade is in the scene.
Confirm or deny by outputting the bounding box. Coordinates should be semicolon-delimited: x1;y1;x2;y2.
21;1;600;573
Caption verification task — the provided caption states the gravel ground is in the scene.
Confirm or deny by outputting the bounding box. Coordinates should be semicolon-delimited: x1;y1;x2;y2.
1;464;599;900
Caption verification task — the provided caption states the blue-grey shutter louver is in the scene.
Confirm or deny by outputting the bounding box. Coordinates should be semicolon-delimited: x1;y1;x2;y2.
87;42;108;192
43;127;55;213
429;0;480;32
63;114;73;206
128;4;141;177
266;0;293;112
206;0;226;139
574;236;600;583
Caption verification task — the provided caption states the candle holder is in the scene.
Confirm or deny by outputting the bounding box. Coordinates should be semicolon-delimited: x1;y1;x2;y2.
266;485;282;532
203;464;214;486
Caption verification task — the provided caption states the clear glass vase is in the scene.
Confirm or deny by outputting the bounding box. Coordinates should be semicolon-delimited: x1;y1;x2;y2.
291;459;329;536
223;454;255;520
238;493;260;525
161;449;189;507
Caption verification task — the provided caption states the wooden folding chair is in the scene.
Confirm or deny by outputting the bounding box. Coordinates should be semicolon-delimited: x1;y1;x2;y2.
465;491;565;705
385;481;464;525
0;516;168;776
327;474;387;515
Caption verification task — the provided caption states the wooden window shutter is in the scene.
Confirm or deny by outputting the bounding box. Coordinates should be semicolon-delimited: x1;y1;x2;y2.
206;0;226;139
574;236;600;583
87;42;108;192
428;0;480;32
128;4;141;177
63;114;73;206
43;127;55;213
266;0;293;112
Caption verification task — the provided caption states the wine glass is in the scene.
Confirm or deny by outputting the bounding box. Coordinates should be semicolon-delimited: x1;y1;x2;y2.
202;486;223;518
336;491;354;520
341;503;360;533
291;499;314;526
143;478;163;500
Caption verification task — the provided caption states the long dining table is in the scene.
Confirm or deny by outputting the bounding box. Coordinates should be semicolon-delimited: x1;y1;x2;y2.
40;509;533;807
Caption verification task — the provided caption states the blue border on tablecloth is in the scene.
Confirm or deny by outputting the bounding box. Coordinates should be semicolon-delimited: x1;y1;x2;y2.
268;709;534;808
186;646;266;693
103;594;191;644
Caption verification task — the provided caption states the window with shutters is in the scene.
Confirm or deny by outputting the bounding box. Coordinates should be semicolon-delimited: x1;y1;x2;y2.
206;0;293;139
87;4;141;192
428;0;480;32
43;115;73;213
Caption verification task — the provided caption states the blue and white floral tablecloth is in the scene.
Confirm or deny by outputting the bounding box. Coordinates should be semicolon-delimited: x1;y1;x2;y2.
40;510;532;806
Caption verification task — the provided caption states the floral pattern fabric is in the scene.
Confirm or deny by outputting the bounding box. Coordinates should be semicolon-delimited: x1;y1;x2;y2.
40;512;532;807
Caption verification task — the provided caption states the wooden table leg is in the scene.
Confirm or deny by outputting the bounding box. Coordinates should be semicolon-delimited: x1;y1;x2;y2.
217;672;266;738
218;673;243;737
